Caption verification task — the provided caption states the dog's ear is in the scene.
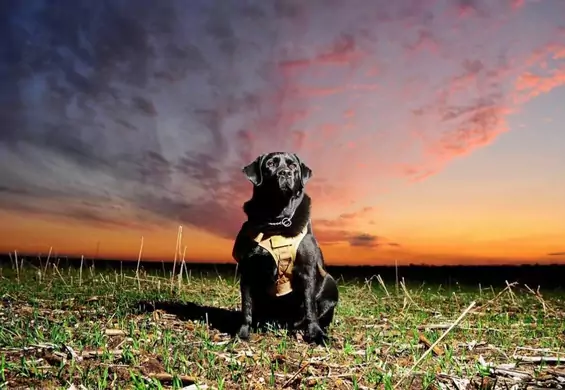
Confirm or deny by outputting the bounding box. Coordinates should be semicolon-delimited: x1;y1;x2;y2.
242;154;266;186
293;154;312;186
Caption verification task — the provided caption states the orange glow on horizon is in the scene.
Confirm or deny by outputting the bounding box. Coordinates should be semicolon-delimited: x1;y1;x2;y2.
1;210;563;267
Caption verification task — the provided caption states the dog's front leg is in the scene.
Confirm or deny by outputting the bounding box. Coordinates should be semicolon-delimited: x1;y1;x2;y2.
237;279;253;340
301;265;327;344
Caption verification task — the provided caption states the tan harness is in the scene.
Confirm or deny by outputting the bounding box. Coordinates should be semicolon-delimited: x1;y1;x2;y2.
252;226;308;297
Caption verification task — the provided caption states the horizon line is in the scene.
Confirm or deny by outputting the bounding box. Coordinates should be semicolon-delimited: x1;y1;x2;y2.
1;252;564;268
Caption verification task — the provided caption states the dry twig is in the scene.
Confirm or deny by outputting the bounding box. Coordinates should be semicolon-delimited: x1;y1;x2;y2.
418;332;444;356
148;372;197;385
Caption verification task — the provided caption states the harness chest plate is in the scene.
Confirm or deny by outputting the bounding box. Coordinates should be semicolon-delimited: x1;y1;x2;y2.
253;226;308;297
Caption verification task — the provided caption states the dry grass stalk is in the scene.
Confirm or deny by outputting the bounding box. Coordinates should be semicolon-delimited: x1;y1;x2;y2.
512;355;565;364
493;367;532;380
14;251;20;282
171;225;182;290
505;280;517;305
515;346;565;354
43;246;53;276
52;264;68;287
394;300;476;388
416;324;451;330
233;262;239;284
178;245;187;289
282;361;310;388
105;329;126;336
524;284;553;315
79;255;84;287
400;278;417;307
123;275;167;285
395;258;399;294
184;256;191;284
479;281;518;312
376;274;390;297
136;236;144;290
81;349;131;359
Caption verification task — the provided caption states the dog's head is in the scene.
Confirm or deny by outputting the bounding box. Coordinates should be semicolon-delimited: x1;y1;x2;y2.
242;152;312;195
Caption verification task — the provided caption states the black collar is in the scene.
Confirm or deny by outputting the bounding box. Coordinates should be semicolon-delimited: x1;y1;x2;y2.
244;191;308;231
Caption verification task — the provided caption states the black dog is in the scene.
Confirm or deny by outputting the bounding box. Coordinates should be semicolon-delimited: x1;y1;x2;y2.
232;152;339;344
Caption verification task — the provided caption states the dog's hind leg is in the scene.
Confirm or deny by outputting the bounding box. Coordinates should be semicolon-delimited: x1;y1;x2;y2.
318;305;335;330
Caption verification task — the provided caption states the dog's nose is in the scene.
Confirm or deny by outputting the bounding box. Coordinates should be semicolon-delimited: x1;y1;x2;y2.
277;168;292;178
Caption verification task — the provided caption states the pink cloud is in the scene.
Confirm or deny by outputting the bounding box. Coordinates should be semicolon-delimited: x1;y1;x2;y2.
456;0;480;18
230;1;565;213
405;29;441;54
290;85;343;97
515;68;565;99
511;0;525;9
278;33;364;72
437;105;511;157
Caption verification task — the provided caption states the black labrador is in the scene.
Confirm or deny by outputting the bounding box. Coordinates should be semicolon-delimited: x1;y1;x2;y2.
232;152;339;344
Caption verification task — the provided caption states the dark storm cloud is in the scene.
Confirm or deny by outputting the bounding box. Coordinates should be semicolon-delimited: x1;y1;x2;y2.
0;0;446;241
0;0;256;238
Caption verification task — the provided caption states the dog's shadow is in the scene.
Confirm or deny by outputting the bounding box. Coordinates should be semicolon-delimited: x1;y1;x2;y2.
135;300;295;336
136;300;242;335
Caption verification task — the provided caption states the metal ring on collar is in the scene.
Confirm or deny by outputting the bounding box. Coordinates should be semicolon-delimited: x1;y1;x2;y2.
281;217;292;227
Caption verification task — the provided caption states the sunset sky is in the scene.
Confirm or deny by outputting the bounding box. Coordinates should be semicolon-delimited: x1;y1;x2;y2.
0;0;564;266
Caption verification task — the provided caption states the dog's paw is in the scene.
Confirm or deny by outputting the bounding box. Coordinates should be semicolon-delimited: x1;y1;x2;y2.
237;324;250;340
306;322;328;345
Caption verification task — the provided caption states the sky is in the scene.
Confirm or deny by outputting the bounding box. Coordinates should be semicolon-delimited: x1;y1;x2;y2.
0;0;564;266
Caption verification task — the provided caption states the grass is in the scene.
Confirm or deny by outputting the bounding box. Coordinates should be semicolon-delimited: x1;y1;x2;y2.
1;261;565;389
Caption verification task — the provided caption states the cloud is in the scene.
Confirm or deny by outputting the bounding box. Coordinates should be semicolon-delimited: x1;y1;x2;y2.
515;68;565;100
278;33;363;71
548;252;565;256
0;0;564;248
314;228;400;248
349;234;380;247
315;207;375;228
405;29;440;54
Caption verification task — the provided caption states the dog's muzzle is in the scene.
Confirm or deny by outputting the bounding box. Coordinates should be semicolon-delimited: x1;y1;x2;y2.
277;169;294;189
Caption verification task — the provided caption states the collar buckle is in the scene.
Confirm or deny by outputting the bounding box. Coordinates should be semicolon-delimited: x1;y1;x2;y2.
281;217;292;227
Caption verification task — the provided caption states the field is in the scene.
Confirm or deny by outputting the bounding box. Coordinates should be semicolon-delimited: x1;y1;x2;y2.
1;261;565;389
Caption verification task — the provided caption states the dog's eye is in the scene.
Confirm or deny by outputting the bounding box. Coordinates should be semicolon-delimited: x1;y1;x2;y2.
289;163;298;170
266;159;274;167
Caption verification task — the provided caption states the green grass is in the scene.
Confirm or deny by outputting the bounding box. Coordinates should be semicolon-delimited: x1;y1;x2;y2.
1;262;564;389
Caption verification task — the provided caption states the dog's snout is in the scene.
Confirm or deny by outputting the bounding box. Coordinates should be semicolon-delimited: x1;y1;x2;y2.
277;168;292;178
